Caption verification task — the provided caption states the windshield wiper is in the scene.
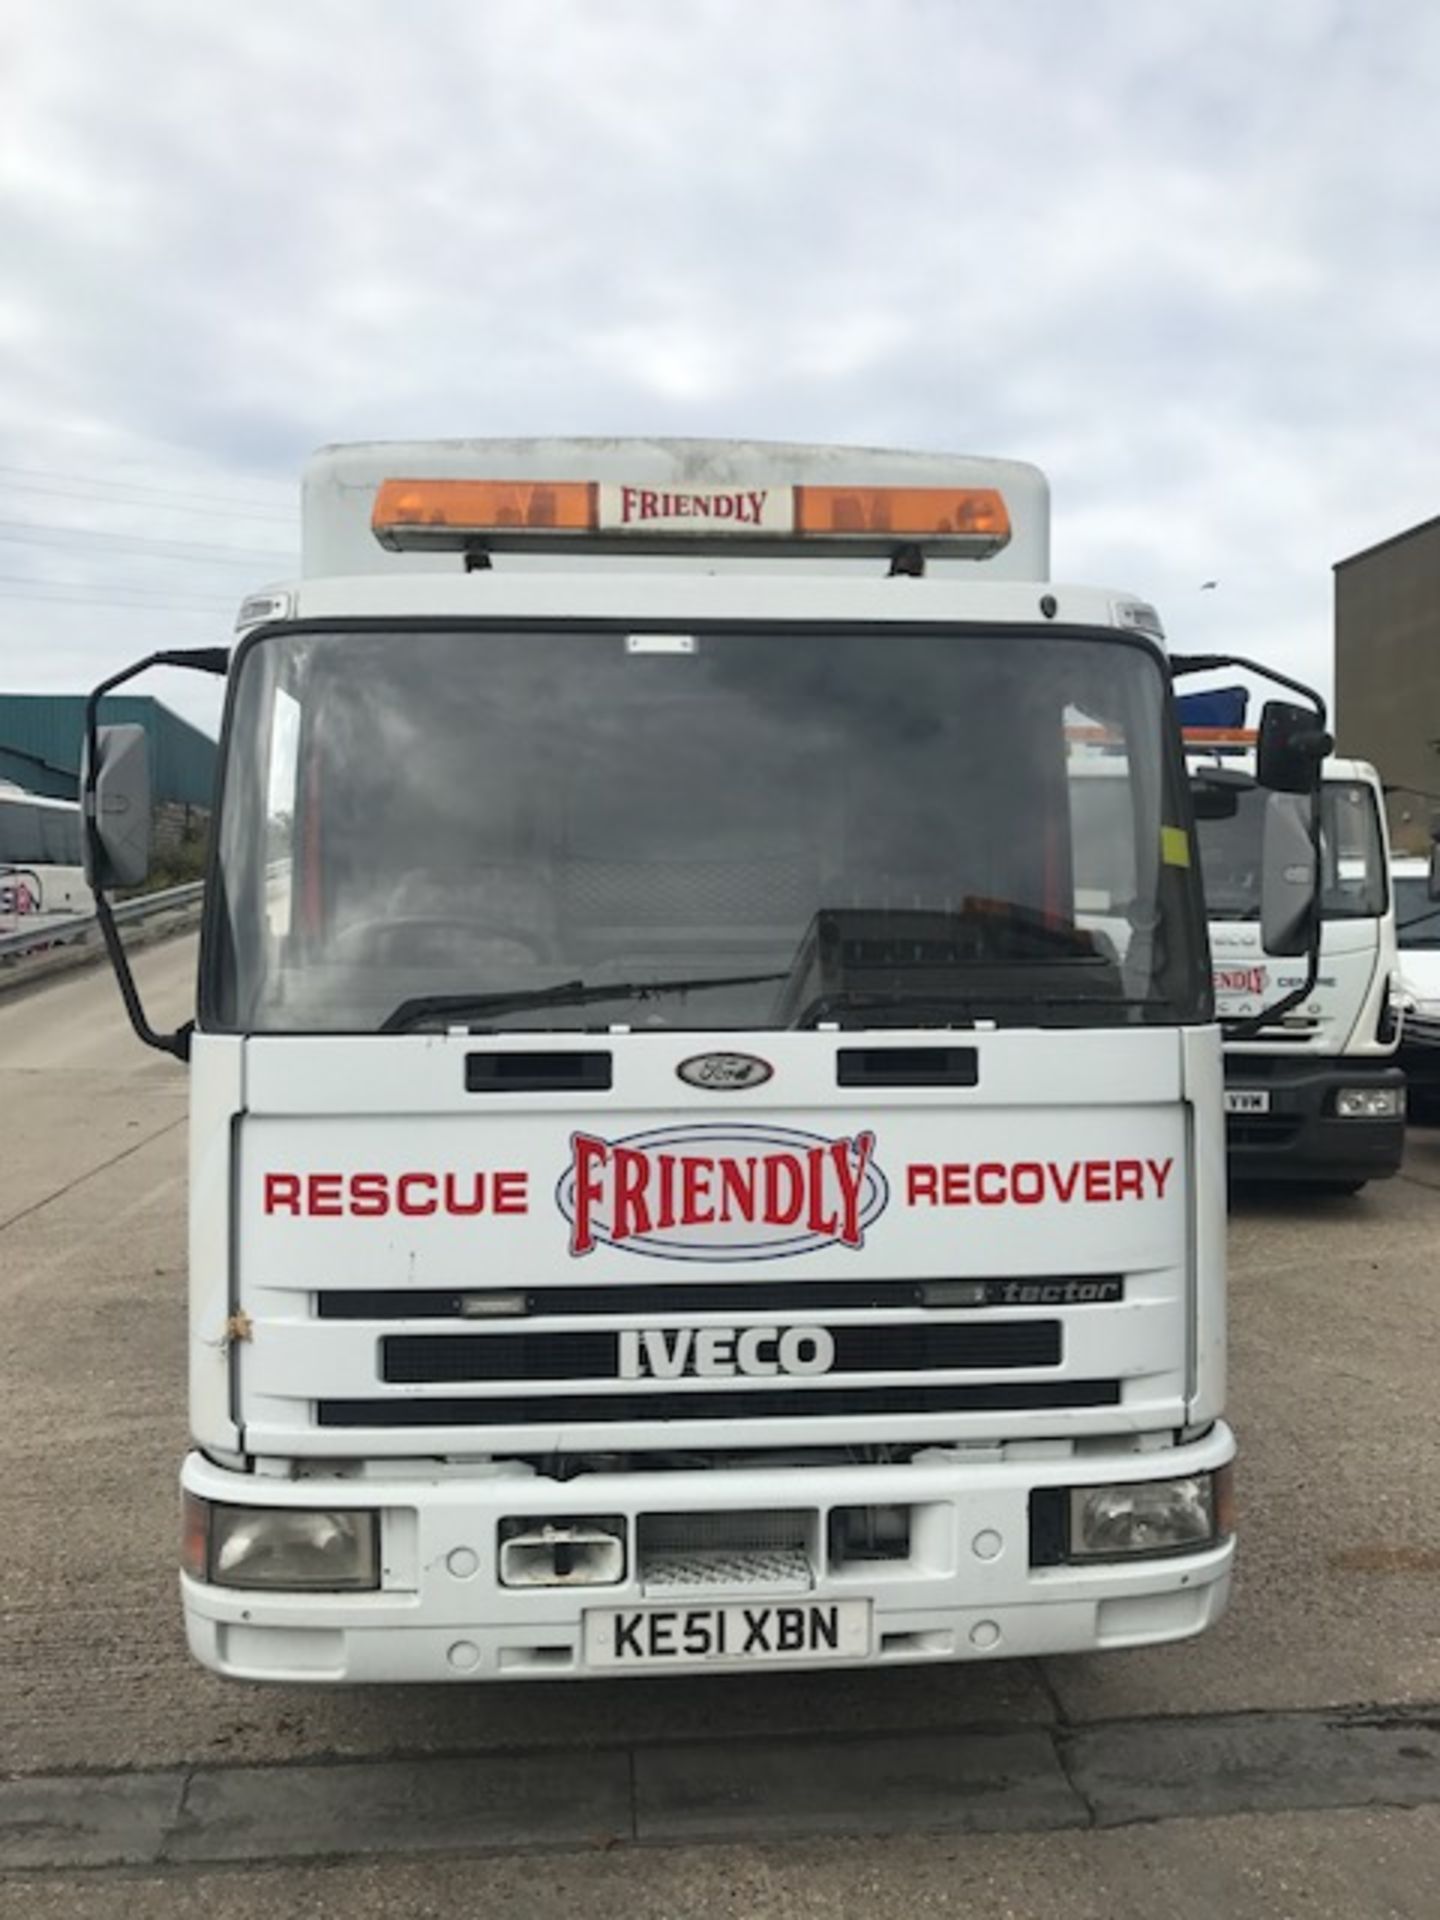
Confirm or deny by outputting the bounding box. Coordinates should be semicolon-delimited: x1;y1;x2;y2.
380;970;792;1034
790;990;1158;1029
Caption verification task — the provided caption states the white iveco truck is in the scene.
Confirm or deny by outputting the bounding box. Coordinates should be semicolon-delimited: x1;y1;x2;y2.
1188;737;1404;1190
84;440;1327;1684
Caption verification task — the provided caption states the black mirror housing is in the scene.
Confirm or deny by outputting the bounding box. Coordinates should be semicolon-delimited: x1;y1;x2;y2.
1189;780;1242;821
1256;700;1331;795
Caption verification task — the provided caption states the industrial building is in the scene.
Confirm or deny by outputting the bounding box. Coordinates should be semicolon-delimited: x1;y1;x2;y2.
0;693;217;809
1335;514;1440;854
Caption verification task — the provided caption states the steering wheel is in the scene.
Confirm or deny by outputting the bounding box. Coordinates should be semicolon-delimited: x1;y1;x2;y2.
331;915;550;965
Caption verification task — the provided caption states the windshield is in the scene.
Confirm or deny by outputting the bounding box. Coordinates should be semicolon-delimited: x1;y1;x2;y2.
208;623;1206;1033
1395;876;1440;949
1194;779;1385;924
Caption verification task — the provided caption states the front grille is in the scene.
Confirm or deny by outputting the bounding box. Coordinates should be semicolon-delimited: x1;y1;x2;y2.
318;1276;1123;1320
1227;1116;1303;1149
316;1380;1121;1427
382;1321;1062;1383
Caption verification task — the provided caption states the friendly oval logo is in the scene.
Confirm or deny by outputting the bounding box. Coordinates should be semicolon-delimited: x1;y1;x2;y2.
557;1123;889;1262
676;1051;774;1092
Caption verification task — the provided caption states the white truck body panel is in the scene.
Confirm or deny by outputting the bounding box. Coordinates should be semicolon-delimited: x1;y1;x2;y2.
175;439;1234;1682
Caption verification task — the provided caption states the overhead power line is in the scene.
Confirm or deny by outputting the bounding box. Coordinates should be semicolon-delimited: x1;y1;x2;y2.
0;572;236;612
0;470;296;523
0;461;293;513
0;516;294;565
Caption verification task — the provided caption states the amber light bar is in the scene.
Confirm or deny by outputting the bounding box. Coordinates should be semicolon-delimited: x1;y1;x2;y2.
795;485;1009;542
372;479;596;548
1181;728;1259;744
372;477;1012;554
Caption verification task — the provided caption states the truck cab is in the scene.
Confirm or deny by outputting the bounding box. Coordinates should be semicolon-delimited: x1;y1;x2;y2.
1191;745;1404;1189
80;439;1334;1685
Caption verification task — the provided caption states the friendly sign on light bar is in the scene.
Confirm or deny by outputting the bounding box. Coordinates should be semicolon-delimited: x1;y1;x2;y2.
370;478;1012;554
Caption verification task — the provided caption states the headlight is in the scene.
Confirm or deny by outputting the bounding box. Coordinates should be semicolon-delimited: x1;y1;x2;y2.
1334;1086;1404;1119
1069;1473;1221;1561
183;1496;380;1590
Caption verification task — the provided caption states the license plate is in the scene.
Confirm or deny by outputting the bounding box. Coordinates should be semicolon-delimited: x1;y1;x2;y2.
584;1599;871;1668
1225;1089;1271;1115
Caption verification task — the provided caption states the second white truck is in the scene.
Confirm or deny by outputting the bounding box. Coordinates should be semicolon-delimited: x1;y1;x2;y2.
1189;738;1404;1190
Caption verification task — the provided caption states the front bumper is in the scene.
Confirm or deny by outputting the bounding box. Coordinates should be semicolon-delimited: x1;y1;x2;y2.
180;1426;1235;1683
1223;1059;1405;1183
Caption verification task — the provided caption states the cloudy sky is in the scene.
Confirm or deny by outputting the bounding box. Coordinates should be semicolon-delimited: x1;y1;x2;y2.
3;0;1438;737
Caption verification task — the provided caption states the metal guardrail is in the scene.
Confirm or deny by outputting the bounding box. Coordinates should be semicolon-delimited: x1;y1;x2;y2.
0;881;205;962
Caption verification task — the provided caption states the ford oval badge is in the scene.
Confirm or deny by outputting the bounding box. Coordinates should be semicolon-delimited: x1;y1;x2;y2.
677;1051;774;1092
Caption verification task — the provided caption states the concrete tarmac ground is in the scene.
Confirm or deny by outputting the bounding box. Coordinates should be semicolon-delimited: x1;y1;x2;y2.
3;940;1439;1910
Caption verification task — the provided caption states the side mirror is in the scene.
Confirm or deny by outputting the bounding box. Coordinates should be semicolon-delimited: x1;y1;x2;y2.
1190;780;1241;821
1256;699;1331;795
83;724;152;890
1429;836;1440;903
1188;766;1251;821
1259;792;1318;957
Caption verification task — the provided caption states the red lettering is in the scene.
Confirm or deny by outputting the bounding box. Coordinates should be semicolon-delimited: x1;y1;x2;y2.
1083;1162;1113;1203
674;495;691;517
1114;1159;1144;1201
1010;1161;1045;1205
1146;1157;1174;1199
714;495;734;519
349;1172;389;1217
680;1157;714;1226
620;485;640;523
907;1163;938;1205
718;1158;757;1223
805;1146;839;1237
443;1172;487;1216
976;1162;1008;1205
640;489;659;520
943;1163;972;1205
762;1153;805;1226
396;1172;437;1216
308;1173;343;1217
745;489;766;523
655;1154;679;1230
264;1173;301;1216
571;1133;609;1255
829;1132;873;1246
494;1171;528;1215
1048;1161;1081;1203
612;1146;653;1243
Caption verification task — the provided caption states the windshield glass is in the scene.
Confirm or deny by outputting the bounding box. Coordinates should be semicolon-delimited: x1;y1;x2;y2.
209;623;1206;1033
1194;779;1385;924
1395;876;1440;949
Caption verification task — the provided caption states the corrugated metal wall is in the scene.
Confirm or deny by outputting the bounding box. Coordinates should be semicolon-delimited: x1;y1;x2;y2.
0;694;218;807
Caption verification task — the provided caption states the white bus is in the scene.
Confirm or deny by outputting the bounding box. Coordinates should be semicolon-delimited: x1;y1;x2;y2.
0;785;87;935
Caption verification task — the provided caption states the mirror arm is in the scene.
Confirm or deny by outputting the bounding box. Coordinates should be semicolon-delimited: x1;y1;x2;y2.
83;647;229;1064
1169;653;1328;725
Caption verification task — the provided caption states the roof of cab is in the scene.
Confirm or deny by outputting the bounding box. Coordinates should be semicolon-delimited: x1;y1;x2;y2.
299;438;1052;583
